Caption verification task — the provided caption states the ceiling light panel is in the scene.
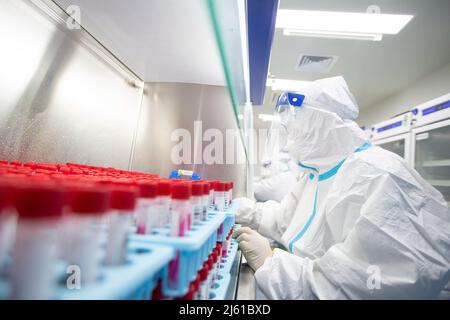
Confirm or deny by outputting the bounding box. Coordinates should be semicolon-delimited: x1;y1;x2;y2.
276;10;414;35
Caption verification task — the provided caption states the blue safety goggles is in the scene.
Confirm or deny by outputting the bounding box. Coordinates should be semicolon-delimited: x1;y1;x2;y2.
275;92;305;111
275;92;306;127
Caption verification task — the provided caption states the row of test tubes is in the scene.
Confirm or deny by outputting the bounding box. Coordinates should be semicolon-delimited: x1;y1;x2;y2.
0;160;234;300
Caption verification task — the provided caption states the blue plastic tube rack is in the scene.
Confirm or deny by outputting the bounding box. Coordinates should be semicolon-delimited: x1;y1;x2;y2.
0;241;174;300
131;211;226;297
211;201;237;243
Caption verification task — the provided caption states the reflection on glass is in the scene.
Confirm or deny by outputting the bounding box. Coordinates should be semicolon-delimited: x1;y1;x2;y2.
380;140;405;158
0;0;143;168
415;125;450;204
207;0;246;123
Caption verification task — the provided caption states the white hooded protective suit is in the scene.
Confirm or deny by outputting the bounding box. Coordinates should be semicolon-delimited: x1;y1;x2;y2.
243;76;450;299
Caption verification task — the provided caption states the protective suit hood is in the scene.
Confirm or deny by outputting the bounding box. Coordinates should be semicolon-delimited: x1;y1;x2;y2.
284;76;367;170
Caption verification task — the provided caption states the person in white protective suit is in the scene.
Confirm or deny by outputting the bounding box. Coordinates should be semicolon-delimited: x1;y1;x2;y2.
234;76;450;299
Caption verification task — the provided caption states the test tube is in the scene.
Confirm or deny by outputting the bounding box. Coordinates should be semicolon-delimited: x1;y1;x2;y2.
224;182;231;209
214;181;226;212
11;182;65;299
170;182;191;237
155;181;171;228
206;255;214;297
208;181;216;208
228;181;234;205
191;182;203;226
0;180;17;275
66;185;110;284
197;262;210;300
210;249;220;285
105;187;137;265
201;182;210;221
136;181;157;235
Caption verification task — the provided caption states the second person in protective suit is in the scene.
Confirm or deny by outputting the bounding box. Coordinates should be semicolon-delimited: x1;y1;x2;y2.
234;76;450;299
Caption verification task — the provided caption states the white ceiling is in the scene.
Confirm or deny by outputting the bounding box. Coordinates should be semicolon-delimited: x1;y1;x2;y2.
54;0;225;85
261;0;450;117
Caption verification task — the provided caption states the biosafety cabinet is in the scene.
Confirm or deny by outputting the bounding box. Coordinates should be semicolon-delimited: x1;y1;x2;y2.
0;0;280;300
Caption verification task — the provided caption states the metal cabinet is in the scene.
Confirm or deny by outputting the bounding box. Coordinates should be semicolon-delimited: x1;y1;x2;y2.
412;119;450;205
371;113;413;166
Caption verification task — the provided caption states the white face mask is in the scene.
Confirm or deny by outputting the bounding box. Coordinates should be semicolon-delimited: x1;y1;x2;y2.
285;106;366;169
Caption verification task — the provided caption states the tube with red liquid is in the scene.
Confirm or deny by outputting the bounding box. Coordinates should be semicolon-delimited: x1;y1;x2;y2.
170;182;191;237
155;181;171;228
214;182;226;212
201;182;210;221
191;182;203;225
136;181;157;235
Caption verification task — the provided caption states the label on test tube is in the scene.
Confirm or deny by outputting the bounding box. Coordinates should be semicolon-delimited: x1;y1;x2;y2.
136;199;154;235
193;202;202;225
170;208;182;237
191;183;203;226
215;194;225;211
155;198;170;228
224;190;230;210
214;182;226;211
202;196;209;221
170;183;191;236
106;212;132;265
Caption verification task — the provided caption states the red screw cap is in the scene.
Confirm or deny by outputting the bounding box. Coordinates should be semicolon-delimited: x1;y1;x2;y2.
137;181;157;199
157;181;172;196
214;181;226;192
69;186;110;215
200;264;209;281
110;187;137;211
171;182;191;200
0;181;16;212
14;182;65;219
202;182;210;195
191;182;203;197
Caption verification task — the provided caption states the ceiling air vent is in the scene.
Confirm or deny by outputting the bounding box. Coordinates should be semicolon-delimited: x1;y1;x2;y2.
295;54;338;73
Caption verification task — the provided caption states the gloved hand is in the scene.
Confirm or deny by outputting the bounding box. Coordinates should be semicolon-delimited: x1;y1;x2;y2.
233;227;273;272
233;197;261;230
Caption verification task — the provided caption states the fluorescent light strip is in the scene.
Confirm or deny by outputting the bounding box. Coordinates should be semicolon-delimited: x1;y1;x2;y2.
276;9;413;36
283;29;383;41
267;79;312;92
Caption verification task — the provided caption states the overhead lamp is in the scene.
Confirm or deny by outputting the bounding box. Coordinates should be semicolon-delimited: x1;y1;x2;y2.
276;9;413;41
283;29;383;41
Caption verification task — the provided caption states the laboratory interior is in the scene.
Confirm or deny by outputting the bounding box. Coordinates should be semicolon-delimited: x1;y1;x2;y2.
0;0;449;301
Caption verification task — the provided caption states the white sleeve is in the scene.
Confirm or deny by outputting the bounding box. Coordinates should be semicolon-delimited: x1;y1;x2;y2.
254;171;298;202
255;172;450;299
255;174;307;243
